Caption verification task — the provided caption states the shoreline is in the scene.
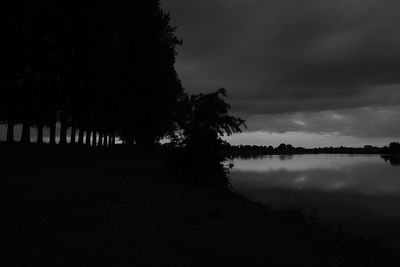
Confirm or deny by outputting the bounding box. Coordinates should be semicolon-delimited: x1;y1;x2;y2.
1;144;399;266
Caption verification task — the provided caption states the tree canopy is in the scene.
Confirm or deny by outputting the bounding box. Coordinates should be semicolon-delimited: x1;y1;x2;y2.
174;88;246;149
0;1;245;153
0;0;183;146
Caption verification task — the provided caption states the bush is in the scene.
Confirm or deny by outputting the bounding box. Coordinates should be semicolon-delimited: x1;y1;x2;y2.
166;147;230;188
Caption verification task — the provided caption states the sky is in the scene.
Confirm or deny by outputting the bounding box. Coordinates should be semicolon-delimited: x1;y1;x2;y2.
162;0;400;147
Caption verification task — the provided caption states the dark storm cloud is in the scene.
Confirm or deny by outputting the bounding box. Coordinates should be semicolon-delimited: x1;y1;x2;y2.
162;0;400;140
244;106;400;139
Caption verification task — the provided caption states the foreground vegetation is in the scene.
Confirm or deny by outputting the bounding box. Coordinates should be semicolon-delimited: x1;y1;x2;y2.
1;144;399;266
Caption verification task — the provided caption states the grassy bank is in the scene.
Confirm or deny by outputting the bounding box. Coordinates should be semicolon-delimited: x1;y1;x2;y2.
0;144;399;266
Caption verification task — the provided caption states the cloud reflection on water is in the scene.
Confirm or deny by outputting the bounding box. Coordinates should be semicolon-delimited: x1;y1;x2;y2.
230;154;400;247
232;154;400;195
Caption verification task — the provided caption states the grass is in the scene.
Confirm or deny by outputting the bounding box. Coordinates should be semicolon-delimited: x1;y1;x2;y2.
0;143;399;266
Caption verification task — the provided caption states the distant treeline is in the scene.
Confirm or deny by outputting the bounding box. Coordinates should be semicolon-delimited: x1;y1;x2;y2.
0;1;183;146
229;142;400;157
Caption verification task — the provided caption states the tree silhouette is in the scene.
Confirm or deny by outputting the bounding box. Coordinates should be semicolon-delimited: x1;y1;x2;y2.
0;1;183;147
176;88;246;149
115;0;183;146
167;88;246;187
0;3;28;143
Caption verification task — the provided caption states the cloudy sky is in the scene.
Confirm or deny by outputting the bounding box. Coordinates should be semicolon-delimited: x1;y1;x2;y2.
162;0;400;147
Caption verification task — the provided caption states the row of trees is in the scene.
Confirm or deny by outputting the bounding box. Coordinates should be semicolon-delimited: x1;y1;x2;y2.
382;142;400;155
230;144;385;157
0;1;183;146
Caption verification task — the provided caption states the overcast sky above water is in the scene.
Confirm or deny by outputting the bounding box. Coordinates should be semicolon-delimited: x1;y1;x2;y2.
162;0;400;147
1;1;399;147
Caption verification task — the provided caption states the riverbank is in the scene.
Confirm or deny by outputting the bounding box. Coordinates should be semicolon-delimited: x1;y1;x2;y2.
1;144;399;266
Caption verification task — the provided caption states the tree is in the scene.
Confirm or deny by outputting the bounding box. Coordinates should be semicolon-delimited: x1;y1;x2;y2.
167;89;246;188
116;0;183;146
0;0;184;147
0;2;32;143
176;88;246;149
389;142;400;154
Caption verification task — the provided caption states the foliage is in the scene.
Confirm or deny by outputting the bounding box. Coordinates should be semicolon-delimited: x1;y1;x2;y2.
0;0;183;145
173;88;246;149
167;88;246;188
389;142;400;154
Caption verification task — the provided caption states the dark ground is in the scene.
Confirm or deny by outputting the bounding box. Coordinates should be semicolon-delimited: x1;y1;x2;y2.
0;144;399;266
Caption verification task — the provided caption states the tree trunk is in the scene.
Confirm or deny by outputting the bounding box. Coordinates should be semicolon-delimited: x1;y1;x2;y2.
111;133;116;145
70;124;77;144
49;112;56;145
20;121;31;144
103;134;107;146
78;128;84;145
98;133;103;147
85;130;92;146
92;131;97;147
59;113;67;145
103;133;107;146
37;122;43;144
6;117;14;143
104;134;108;146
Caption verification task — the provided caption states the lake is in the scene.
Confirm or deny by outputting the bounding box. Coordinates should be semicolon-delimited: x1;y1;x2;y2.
230;154;400;248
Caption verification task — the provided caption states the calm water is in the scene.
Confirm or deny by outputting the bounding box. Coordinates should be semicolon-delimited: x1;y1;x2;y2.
230;154;400;247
